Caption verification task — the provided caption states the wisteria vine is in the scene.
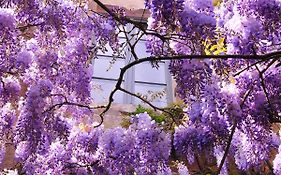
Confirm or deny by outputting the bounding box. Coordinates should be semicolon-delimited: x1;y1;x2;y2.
0;0;280;174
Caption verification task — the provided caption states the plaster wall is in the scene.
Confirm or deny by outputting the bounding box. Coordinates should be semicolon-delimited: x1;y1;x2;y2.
97;0;145;10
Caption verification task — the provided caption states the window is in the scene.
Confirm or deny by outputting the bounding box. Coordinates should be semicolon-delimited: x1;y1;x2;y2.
91;24;174;107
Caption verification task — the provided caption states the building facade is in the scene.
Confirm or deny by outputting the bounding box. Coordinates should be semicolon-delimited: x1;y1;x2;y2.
91;1;175;107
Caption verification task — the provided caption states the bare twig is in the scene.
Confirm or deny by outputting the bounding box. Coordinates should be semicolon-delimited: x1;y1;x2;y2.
216;121;237;174
255;59;279;122
92;0;170;42
43;94;105;115
120;25;139;60
233;59;269;77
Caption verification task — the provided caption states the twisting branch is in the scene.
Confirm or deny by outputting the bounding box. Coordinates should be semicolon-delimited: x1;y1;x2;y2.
118;87;177;124
95;51;281;127
255;59;279;122
92;0;281;135
92;0;173;42
64;160;100;174
216;121;237;174
217;87;253;174
233;59;270;77
43;94;105;115
119;87;162;111
120;25;139;60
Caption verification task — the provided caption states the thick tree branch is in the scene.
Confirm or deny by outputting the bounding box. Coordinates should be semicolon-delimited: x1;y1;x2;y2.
93;0;281;129
95;51;281;127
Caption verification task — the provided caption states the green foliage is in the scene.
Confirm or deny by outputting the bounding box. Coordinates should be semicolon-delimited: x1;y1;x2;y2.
121;101;186;130
121;105;166;128
133;105;166;123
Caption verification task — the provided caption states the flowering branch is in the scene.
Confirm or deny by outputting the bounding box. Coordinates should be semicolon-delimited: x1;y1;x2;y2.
217;87;253;174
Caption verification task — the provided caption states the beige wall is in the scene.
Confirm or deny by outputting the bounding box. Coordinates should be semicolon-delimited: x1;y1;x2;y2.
89;0;149;19
99;0;145;10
